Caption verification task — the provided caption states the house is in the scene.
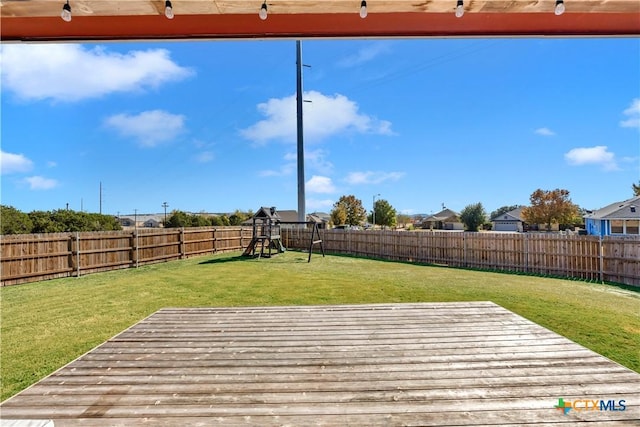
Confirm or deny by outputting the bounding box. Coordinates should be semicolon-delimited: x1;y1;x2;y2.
243;209;330;229
491;207;562;232
307;212;330;229
275;210;300;227
491;207;525;232
421;208;463;230
584;196;640;236
117;217;136;227
143;218;161;228
117;214;163;229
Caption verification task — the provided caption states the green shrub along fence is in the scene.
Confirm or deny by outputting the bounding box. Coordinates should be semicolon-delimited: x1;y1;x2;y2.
1;227;638;287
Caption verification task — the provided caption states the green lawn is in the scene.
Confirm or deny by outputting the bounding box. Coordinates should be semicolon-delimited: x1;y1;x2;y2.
1;250;639;401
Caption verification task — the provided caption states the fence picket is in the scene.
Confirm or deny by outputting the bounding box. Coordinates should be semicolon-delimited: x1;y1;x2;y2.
1;228;638;287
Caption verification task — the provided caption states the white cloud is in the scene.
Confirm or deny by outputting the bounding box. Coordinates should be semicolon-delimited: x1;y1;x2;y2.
305;149;334;175
46;161;58;168
535;127;556;136
261;149;333;178
240;91;393;144
24;176;58;190
337;42;392;68
104;110;186;147
259;163;296;177
0;44;193;102
564;146;618;171
306;176;336;194
195;151;214;163
1;151;33;175
307;198;335;211
259;153;296;177
620;98;640;128
345;171;405;185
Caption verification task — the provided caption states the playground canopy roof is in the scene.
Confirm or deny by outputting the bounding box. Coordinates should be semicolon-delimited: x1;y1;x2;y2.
1;0;639;43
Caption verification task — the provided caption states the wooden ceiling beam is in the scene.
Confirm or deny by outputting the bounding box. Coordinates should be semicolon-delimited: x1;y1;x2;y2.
2;12;639;42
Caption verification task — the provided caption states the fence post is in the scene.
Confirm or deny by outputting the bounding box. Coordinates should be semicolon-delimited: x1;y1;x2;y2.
212;227;217;254
524;233;529;274
67;234;74;277
463;232;467;268
180;228;185;259
132;230;139;268
599;235;604;283
75;232;81;277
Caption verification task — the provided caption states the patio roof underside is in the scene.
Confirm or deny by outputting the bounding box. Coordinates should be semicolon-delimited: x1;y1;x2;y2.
1;0;639;43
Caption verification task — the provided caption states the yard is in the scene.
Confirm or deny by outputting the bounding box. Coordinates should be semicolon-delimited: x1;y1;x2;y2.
1;250;639;401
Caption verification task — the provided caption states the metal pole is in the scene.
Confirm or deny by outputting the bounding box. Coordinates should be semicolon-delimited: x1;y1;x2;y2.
162;202;169;225
296;40;306;225
372;193;380;229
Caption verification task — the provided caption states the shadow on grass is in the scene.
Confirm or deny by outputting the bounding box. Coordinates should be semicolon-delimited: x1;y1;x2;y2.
198;255;253;265
198;252;309;265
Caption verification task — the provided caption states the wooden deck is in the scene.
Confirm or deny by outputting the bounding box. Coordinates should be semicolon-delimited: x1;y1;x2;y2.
1;302;639;425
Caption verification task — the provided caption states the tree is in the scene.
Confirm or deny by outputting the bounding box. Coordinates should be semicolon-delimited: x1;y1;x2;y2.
210;216;225;226
396;213;412;229
331;195;366;226
460;202;487;232
190;214;211;227
330;204;347;226
489;205;524;221
165;210;191;228
218;214;231;226
229;210;251;226
522;188;579;231
369;199;397;229
29;210;62;233
633;181;640;196
1;205;33;234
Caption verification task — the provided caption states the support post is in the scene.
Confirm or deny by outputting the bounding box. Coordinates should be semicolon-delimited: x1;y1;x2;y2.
296;40;306;225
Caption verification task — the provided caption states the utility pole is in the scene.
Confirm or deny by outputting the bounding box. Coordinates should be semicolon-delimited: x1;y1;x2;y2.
373;193;380;229
162;202;169;225
296;40;305;224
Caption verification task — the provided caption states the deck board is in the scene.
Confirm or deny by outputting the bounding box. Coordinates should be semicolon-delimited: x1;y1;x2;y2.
1;302;638;425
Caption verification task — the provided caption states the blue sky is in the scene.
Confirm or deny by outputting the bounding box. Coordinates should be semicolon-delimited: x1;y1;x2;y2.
1;38;639;217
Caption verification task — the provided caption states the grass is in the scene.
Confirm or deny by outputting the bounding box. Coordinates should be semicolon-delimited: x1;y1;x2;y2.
1;250;639;401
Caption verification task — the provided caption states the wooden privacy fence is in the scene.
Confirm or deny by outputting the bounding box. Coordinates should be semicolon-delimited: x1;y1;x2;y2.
2;228;638;287
1;227;253;286
281;229;640;287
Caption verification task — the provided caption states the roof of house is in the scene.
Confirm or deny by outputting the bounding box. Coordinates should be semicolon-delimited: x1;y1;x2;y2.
276;210;300;223
308;212;330;223
118;214;163;223
584;196;640;220
423;209;460;222
491;207;525;222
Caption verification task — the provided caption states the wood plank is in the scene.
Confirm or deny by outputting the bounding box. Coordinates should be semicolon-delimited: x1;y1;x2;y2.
2;302;639;425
